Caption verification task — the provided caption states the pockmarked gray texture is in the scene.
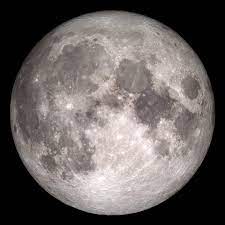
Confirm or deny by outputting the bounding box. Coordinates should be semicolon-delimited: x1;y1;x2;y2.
10;11;215;215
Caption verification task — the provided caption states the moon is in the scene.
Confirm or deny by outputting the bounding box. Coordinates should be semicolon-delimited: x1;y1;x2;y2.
10;11;215;215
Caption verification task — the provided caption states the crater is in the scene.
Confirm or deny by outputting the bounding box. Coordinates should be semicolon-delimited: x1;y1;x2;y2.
120;31;144;45
116;59;152;93
205;76;213;94
41;155;57;173
74;111;92;128
40;126;96;175
51;31;75;44
134;88;175;128
155;139;170;158
61;169;73;181
148;54;161;65
102;93;122;109
174;107;198;140
181;76;200;100
14;77;41;143
161;24;170;31
13;124;17;133
67;132;96;174
45;124;76;156
74;100;105;129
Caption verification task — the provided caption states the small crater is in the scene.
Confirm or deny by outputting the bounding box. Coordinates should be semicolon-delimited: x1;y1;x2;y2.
86;108;105;127
93;99;101;107
116;59;152;93
61;171;69;180
174;108;198;140
74;101;105;129
103;94;122;109
13;125;17;133
135;88;175;128
74;111;93;128
58;132;75;148
178;145;191;157
181;76;200;100
61;169;74;180
155;139;170;158
205;77;213;94
41;155;57;173
80;133;96;154
148;54;161;65
86;109;95;120
75;153;95;173
161;24;170;31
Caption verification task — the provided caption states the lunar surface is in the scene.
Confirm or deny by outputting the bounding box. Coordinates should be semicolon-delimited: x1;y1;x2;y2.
10;11;215;215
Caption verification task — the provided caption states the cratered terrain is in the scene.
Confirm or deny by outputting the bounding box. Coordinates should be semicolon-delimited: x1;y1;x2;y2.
10;11;215;215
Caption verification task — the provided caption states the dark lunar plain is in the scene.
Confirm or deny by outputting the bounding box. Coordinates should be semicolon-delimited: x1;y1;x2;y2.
1;0;224;223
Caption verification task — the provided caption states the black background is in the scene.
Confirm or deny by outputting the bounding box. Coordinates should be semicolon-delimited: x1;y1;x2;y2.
2;0;223;223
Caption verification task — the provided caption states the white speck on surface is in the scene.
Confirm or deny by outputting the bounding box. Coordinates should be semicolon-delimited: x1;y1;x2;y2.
65;103;74;110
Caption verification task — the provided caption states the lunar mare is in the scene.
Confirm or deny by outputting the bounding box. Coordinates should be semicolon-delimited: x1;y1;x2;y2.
10;11;215;215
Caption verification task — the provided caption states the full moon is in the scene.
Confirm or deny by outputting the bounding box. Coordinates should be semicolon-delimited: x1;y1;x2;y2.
10;11;215;215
